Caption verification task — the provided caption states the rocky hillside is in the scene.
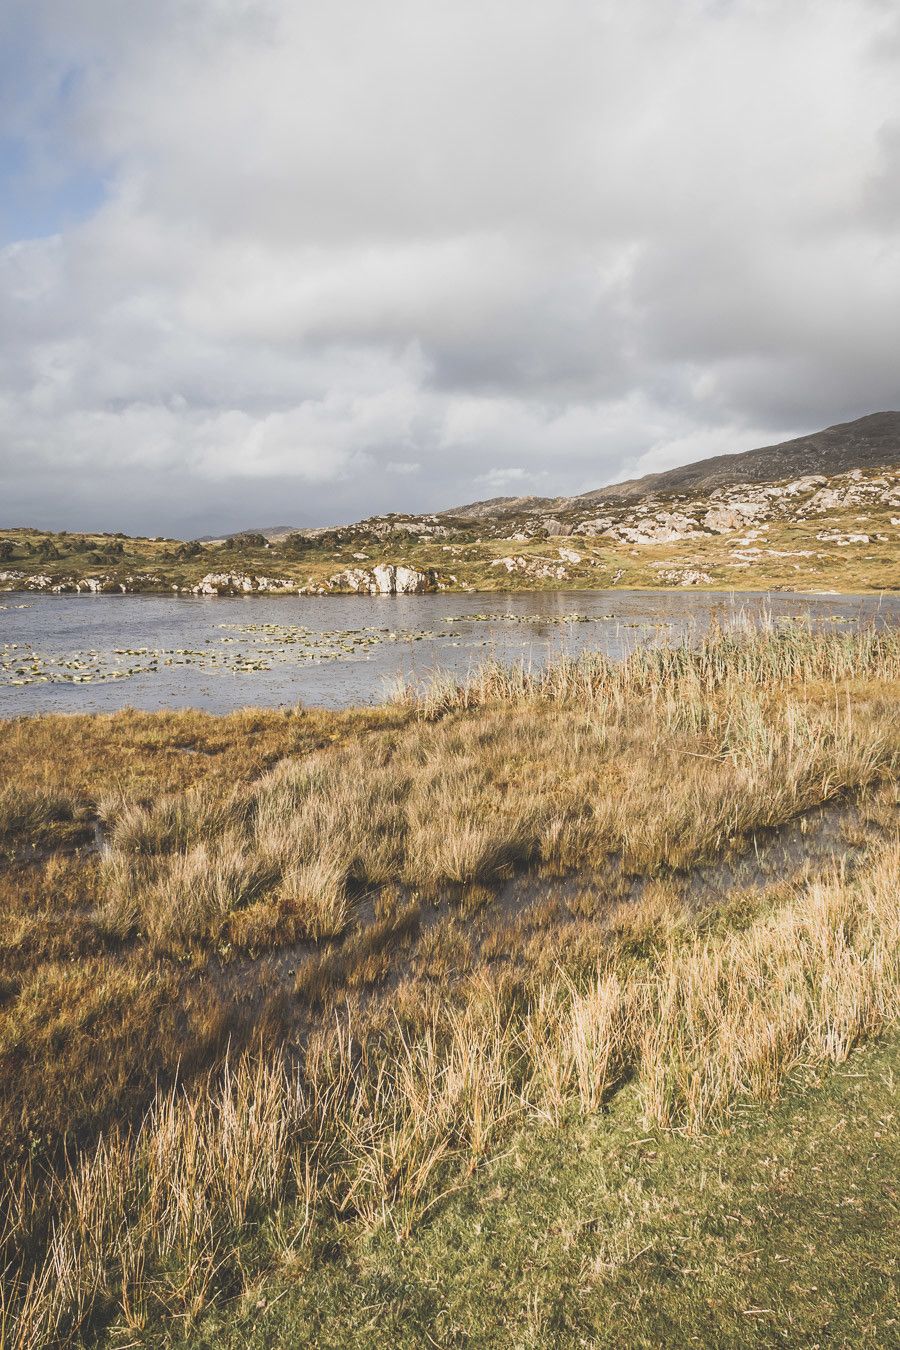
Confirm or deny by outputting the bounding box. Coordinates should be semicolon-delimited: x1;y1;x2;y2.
200;413;899;536
2;463;897;595
1;416;898;596
437;412;900;519
583;410;900;502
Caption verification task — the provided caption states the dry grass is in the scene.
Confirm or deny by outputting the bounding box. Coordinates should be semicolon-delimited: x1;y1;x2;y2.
2;838;897;1347
100;623;900;946
0;704;409;804
0;621;898;1346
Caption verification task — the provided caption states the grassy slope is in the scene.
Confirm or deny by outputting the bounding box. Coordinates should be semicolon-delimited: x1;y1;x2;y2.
1;484;898;594
190;1033;900;1350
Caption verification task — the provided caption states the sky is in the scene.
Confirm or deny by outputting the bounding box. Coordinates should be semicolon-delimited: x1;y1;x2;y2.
1;0;898;538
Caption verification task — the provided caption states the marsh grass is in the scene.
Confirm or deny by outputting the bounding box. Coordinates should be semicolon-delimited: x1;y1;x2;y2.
101;623;899;945
2;622;899;1347
0;788;88;860
2;839;898;1347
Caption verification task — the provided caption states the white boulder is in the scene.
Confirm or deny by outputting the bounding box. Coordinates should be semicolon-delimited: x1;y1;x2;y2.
329;564;437;594
703;502;764;533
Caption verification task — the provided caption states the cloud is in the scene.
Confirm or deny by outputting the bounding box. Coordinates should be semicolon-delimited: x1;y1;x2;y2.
0;0;898;533
474;467;553;493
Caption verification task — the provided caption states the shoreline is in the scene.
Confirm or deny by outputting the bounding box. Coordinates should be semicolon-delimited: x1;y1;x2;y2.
3;581;898;599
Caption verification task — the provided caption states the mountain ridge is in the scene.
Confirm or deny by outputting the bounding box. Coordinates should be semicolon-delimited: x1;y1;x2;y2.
438;412;900;521
220;413;900;537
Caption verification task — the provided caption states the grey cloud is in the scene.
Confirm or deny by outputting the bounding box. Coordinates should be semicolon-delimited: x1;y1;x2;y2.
865;122;900;228
1;0;898;535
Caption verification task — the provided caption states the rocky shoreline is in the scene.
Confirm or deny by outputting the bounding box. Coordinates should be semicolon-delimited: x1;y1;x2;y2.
0;562;446;597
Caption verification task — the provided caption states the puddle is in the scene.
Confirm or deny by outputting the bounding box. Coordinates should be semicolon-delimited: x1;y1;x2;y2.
482;793;882;937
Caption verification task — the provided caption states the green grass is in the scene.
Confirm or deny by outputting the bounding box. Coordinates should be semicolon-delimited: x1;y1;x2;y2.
178;1033;900;1350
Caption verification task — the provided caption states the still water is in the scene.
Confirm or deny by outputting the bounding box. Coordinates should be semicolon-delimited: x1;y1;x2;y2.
1;590;896;716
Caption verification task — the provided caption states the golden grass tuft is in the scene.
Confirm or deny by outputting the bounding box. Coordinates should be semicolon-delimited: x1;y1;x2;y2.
3;838;898;1346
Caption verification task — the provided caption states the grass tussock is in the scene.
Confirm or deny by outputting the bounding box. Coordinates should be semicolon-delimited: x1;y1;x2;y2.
2;838;898;1346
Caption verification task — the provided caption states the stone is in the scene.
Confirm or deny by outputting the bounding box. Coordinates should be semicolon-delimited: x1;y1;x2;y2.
816;531;872;545
327;568;372;592
490;554;568;579
652;566;713;586
328;564;437;594
192;572;296;595
807;488;844;513
573;517;613;536
779;475;827;496
377;564;436;594
703;502;764;533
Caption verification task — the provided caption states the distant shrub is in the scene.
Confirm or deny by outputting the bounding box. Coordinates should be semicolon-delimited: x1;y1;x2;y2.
224;532;268;550
281;529;352;553
279;532;315;555
175;540;203;560
33;538;61;560
97;540;125;558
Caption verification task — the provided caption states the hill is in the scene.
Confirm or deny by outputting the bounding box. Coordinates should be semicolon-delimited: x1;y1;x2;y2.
1;414;898;596
581;410;900;504
184;412;900;535
440;411;900;518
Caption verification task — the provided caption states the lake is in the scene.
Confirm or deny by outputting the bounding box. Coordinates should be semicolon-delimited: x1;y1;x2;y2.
1;589;896;716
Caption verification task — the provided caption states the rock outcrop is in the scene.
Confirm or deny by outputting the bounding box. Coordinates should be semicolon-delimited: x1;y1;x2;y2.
491;556;570;580
8;572;166;594
191;573;297;595
327;564;438;594
702;502;764;533
651;565;714;586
